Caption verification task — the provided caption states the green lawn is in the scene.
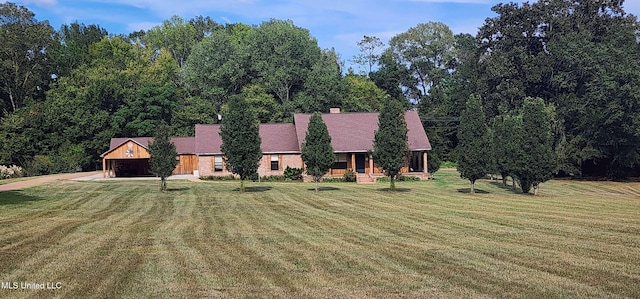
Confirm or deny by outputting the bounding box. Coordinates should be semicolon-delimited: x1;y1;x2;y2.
1;170;639;298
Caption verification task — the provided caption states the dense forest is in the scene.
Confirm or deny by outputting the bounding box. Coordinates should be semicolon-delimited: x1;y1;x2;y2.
1;0;639;178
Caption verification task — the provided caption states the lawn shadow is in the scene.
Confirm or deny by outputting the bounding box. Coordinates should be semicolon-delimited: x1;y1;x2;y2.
0;191;45;205
488;181;522;193
166;187;190;192
233;186;273;192
377;188;411;192
456;188;490;194
307;186;341;191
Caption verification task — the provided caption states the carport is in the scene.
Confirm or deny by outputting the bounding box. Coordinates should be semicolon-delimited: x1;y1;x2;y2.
101;138;152;178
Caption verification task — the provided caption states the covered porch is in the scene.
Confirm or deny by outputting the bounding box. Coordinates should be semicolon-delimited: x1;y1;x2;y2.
327;151;428;178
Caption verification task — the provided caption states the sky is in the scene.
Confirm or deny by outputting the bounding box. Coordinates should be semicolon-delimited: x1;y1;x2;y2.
14;0;640;72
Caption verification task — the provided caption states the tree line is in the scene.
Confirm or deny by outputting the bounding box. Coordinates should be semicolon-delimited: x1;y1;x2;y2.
362;0;640;179
1;0;640;180
0;2;388;174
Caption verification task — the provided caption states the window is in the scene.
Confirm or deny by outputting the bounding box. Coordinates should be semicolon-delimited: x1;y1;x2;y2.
332;153;347;169
270;155;279;171
214;156;223;172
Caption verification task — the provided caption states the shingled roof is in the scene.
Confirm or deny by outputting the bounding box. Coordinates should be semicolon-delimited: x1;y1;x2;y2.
259;123;300;153
105;110;431;158
102;136;196;157
194;123;300;155
194;124;222;154
293;110;431;153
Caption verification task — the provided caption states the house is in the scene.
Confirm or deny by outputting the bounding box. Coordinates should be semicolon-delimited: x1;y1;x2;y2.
100;110;431;180
293;110;431;179
195;123;304;177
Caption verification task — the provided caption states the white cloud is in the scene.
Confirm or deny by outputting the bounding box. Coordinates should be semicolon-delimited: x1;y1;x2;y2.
405;0;490;3
127;21;160;32
335;30;401;46
17;0;57;7
87;0;259;17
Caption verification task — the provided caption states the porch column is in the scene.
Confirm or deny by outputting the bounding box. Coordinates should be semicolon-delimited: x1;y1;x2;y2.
351;153;355;171
369;155;373;175
423;152;428;174
102;159;106;178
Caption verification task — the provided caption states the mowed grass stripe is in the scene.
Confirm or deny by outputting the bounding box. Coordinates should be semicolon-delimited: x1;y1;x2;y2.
0;170;638;298
1;182;168;298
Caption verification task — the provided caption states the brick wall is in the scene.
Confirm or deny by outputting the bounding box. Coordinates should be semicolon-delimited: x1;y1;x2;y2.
199;154;303;177
198;156;233;177
258;154;304;176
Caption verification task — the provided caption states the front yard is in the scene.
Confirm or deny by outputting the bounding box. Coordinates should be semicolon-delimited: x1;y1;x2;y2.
0;170;639;298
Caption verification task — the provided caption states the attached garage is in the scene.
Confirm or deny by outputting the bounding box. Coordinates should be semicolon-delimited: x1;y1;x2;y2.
101;137;197;178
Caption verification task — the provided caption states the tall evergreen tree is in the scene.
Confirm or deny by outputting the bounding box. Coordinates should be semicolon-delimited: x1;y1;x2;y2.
457;94;491;194
219;95;262;192
514;97;556;195
492;113;523;188
373;99;408;191
301;113;334;192
149;123;178;192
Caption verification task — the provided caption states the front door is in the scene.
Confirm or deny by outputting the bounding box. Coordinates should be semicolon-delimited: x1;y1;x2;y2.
355;153;366;173
409;152;423;172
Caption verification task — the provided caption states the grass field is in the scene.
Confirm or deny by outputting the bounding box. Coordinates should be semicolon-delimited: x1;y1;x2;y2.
0;170;639;298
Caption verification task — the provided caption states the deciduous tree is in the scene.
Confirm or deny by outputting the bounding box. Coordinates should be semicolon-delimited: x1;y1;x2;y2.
0;2;55;114
189;15;223;41
52;22;108;78
352;35;384;76
293;50;346;113
144;15;197;68
388;22;456;104
184;29;247;110
241;85;281;123
171;96;216;136
247;20;321;104
478;0;640;178
370;51;409;103
342;73;386;112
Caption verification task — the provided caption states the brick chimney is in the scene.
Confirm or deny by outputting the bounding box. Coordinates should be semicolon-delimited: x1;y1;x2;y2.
329;108;341;114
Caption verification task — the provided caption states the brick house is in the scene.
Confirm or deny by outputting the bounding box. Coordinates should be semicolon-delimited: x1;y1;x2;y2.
101;110;431;180
293;110;431;180
195;123;304;177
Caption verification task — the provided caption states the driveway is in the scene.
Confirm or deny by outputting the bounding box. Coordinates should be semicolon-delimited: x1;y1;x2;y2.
0;171;101;192
0;172;200;192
